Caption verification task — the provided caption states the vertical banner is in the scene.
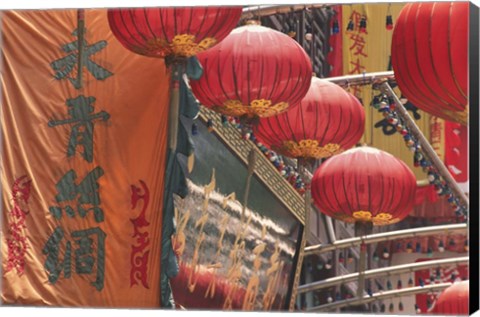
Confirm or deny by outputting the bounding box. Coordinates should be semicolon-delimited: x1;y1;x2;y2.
1;10;170;307
327;5;343;77
430;117;468;192
444;122;469;192
341;4;430;180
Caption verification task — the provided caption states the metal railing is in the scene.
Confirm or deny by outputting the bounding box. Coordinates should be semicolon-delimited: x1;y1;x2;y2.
308;283;453;312
305;223;467;255
299;256;468;293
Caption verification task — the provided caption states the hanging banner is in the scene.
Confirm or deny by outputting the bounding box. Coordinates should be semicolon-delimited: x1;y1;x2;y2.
1;9;170;307
341;3;430;180
444;122;469;192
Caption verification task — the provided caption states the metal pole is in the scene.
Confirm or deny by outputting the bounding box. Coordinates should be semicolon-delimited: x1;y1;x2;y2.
298;256;468;293
354;222;372;298
305;223;467;255
288;159;312;311
241;4;330;19
326;71;394;87
325;216;337;243
241;148;256;223
167;61;184;151
381;82;469;209
308;283;452;312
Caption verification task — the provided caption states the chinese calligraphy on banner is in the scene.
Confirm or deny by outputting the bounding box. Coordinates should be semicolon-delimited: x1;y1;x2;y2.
1;9;170;307
170;120;301;310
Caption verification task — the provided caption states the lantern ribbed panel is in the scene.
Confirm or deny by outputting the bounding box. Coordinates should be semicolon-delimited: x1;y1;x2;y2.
189;24;313;118
432;281;469;315
253;78;365;159
391;2;468;124
311;147;417;226
108;7;242;58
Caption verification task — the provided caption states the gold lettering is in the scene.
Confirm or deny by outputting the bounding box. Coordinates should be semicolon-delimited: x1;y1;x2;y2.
205;194;234;299
172;207;190;258
262;240;283;310
187;170;216;293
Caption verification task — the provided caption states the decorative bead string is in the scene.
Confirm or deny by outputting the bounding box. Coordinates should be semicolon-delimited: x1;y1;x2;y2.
370;92;468;221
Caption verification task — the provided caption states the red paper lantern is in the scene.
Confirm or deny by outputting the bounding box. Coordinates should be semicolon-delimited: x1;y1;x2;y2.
108;7;242;58
432;281;469;315
311;146;417;226
190;22;312;118
253;77;365;159
391;2;468;125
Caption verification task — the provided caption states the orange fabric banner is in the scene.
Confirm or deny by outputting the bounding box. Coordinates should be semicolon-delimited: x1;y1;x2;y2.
1;9;169;307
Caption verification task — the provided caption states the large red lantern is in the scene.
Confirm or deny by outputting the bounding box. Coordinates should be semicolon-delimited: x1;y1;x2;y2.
391;2;468;125
190;22;313;119
311;146;417;226
108;7;243;58
432;281;469;315
253;77;365;159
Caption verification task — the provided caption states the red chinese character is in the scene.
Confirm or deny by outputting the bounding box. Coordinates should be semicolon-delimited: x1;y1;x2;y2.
348;58;366;75
349;34;368;57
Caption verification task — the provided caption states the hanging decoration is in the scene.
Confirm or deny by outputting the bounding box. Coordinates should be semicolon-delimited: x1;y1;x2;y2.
311;145;416;299
415;242;422;253
391;2;469;125
331;11;340;34
438;240;445;252
359;15;367;33
383;247;390;258
389;303;394;313
325;258;333;270
380;303;386;312
254;78;365;160
406;242;413;253
386;4;393;30
408;277;414;287
108;7;242;59
190;21;312;120
415;303;421;314
347;250;354;263
418;277;425;287
432;281;469;315
287;10;298;38
311;146;417;226
304;8;313;41
346;18;355;31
